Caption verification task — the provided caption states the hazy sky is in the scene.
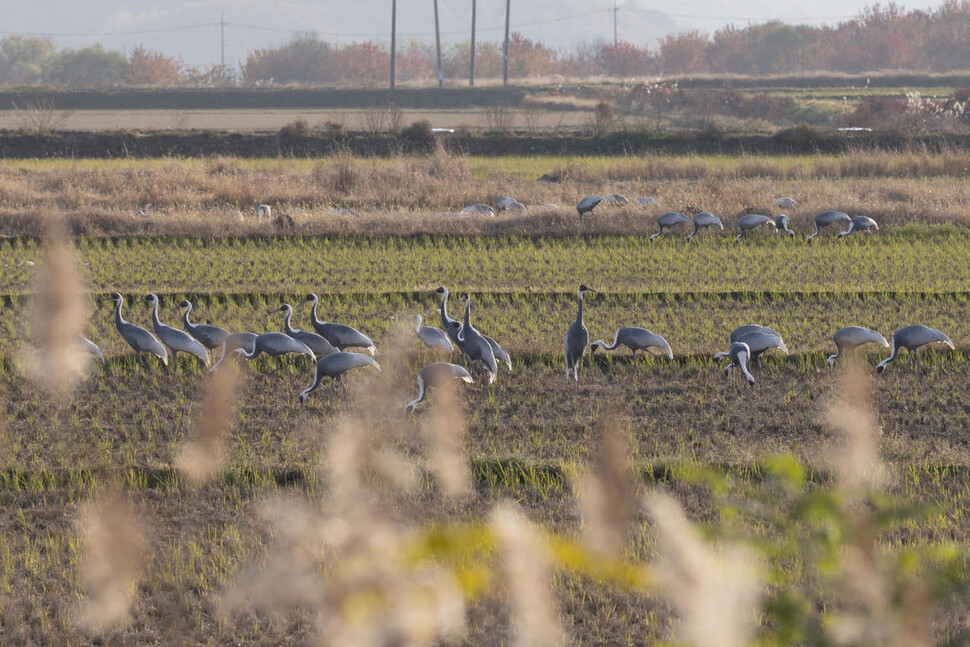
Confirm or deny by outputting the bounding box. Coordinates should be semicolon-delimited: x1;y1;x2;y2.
4;1;951;69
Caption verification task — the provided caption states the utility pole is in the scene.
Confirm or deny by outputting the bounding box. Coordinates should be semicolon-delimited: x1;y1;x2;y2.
220;11;226;71
469;0;476;86
434;0;443;87
613;0;618;47
390;0;397;90
502;0;511;86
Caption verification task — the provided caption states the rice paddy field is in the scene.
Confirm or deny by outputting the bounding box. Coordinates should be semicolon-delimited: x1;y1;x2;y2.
3;152;970;645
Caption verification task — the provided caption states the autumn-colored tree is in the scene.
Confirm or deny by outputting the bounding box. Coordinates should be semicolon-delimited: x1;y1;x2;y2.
242;35;337;84
336;42;388;83
595;43;657;77
508;32;558;78
126;46;182;85
660;31;710;74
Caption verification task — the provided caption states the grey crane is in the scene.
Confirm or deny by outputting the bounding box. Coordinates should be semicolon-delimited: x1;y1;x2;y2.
452;295;498;383
729;325;789;364
876;325;955;374
306;293;377;355
145;294;210;367
607;194;629;206
405;362;474;415
257;204;271;221
460;203;496;217
78;335;105;363
564;284;594;382
576;196;605;223
435;286;465;351
494;196;526;213
459;292;512;371
180;300;229;353
415;315;453;352
637;197;659;207
771;197;797;209
808;210;851;241
714;341;756;386
773;215;795;236
108;293;168;366
650;212;692;242
277;303;336;358
591;327;673;360
828;326;890;368
735;214;773;242
839;216;879;237
209;332;259;372
235;332;315;362
298;352;381;403
687;212;724;241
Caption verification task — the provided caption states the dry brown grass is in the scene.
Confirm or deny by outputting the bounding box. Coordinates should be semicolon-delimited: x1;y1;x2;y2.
1;153;969;237
176;362;242;486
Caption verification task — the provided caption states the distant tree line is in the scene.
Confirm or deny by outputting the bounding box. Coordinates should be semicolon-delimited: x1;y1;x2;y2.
4;3;970;87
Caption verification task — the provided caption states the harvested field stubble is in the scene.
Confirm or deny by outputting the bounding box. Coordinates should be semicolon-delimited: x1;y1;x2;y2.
2;154;970;236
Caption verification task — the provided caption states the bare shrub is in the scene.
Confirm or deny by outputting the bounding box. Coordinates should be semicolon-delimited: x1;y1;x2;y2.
278;118;310;139
521;104;543;134
13;99;72;135
387;103;405;133
591;100;616;135
360;106;386;134
482;103;515;134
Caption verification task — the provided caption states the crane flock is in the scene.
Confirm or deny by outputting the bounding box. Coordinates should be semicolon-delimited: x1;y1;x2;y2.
88;280;955;410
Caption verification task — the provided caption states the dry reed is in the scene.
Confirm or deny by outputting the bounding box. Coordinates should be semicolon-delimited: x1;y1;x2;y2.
176;361;241;485
425;378;471;498
490;502;564;647
646;493;762;647
576;418;634;557
22;215;89;397
77;490;146;632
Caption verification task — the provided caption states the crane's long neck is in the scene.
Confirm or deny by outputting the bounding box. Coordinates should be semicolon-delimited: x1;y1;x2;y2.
283;308;296;334
739;356;755;384
575;291;585;326
150;298;161;328
114;299;126;328
310;295;324;326
440;290;452;326
406;374;427;412
301;362;325;399
182;303;195;331
603;330;620;350
463;298;471;330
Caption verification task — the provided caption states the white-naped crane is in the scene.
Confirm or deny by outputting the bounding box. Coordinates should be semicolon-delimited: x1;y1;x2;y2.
208;332;259;372
808;210;851;242
460;203;495;216
108;292;168;366
257;204;272;221
728;325;789;365
494;197;526;213
277;303;337;358
451;295;498;384
687;212;723;241
876;325;955;374
576;196;605;224
773;214;795;237
306;293;376;355
435;286;465;352
78;335;105;363
637;197;658;207
145;294;210;368
405;362;474;415
607;194;629;206
650;212;692;242
828;326;890;368
838;216;879;237
234;332;315;363
415;315;453;352
564;284;594;383
771;197;797;209
714;341;756;386
180;299;229;355
299;352;381;403
591;327;673;361
459;292;511;371
735;214;773;242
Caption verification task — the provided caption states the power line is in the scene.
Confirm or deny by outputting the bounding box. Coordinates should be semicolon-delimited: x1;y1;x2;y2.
0;23;217;38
